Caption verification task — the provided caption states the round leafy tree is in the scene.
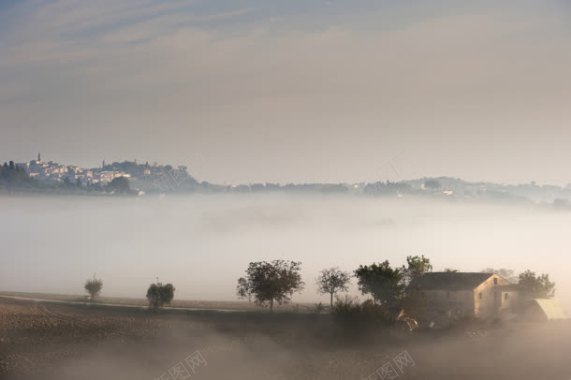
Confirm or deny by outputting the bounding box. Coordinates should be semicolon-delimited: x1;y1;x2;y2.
238;260;304;312
146;282;175;309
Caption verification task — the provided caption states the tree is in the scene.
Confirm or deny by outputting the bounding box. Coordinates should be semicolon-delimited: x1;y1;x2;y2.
107;176;132;194
236;277;253;302
146;282;175;309
424;179;441;190
239;260;304;312
402;255;432;284
354;261;404;306
84;276;103;301
316;267;351;307
518;270;555;298
0;161;36;189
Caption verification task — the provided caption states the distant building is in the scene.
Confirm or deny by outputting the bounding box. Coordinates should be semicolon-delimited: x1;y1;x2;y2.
95;170;130;184
406;272;568;325
408;272;514;322
17;155;129;185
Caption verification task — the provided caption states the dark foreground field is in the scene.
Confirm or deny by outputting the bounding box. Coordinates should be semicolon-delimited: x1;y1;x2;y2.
1;297;571;380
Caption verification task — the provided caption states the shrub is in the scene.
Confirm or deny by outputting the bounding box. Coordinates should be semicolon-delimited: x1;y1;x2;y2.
332;296;392;331
146;283;175;309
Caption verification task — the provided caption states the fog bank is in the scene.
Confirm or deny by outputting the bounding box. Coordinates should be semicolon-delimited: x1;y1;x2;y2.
1;194;569;309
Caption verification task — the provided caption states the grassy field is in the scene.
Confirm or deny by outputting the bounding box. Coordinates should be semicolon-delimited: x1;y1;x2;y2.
0;291;316;312
2;296;571;380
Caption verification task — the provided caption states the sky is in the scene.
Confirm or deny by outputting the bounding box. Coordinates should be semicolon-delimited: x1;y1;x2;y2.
1;0;571;185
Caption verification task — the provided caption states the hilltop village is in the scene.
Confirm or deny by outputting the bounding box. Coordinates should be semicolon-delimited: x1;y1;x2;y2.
2;154;571;205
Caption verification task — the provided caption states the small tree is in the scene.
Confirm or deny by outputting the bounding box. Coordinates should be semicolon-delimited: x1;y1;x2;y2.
354;261;404;307
239;260;304;312
146;282;175;309
518;270;555;298
402;255;432;284
84;276;103;301
316;267;351;307
236;277;253;302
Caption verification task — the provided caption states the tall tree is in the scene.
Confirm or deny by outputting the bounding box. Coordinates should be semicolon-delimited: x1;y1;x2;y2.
354;261;404;306
402;255;432;284
518;270;555;298
239;260;304;312
316;267;351;307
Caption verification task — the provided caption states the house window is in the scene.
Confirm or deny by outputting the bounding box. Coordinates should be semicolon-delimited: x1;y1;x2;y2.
504;293;509;300
478;292;483;300
493;278;498;285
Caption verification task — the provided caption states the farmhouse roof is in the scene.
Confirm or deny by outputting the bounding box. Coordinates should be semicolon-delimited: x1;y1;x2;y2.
409;272;494;291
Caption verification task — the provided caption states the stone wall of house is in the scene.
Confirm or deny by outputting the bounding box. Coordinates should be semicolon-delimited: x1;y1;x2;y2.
473;274;512;318
408;289;475;322
498;289;520;313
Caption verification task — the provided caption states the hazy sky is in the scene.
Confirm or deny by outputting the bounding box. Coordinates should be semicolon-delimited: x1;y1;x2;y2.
1;0;570;184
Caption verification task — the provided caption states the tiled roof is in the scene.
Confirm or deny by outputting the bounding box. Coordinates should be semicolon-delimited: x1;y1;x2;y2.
409;272;494;291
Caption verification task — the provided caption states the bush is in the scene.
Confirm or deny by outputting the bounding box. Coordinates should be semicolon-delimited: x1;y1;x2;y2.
332;296;392;330
146;283;175;309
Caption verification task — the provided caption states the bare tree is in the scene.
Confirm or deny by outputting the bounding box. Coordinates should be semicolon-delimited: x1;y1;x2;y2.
316;267;351;308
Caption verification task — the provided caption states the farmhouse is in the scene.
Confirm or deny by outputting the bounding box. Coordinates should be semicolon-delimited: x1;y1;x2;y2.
407;271;569;325
407;272;519;323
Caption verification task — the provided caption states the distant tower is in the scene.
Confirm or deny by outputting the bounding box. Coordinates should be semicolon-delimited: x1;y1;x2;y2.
102;160;106;168
37;152;41;162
